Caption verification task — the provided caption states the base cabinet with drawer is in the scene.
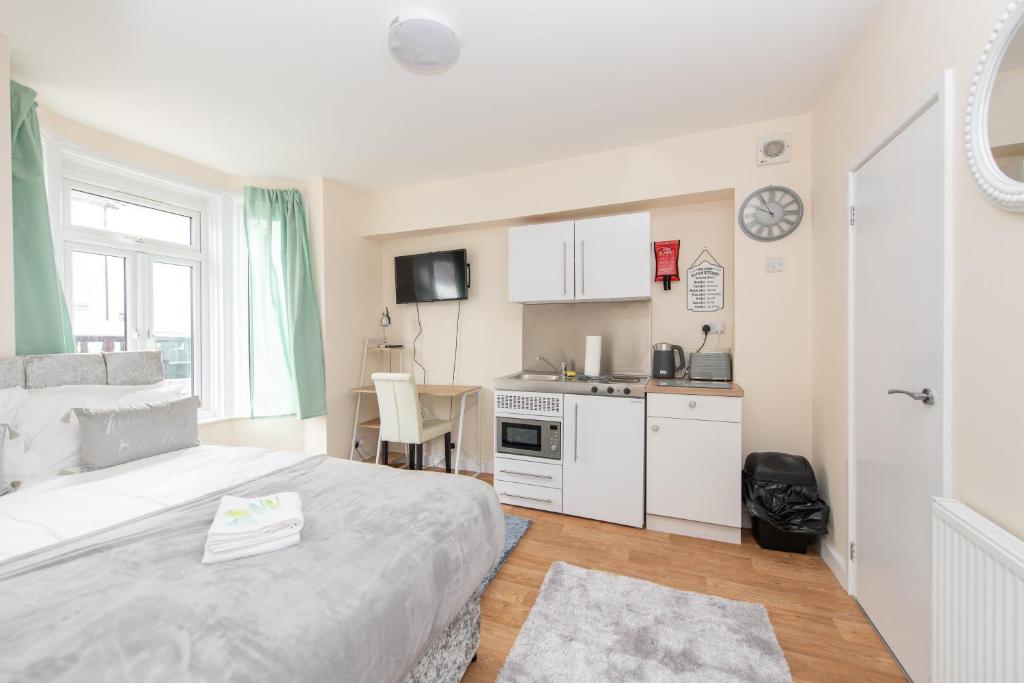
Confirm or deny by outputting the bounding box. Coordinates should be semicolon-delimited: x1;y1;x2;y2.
645;391;743;544
494;454;563;513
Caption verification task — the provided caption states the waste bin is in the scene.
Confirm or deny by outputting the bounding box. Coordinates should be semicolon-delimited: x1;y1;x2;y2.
742;452;830;554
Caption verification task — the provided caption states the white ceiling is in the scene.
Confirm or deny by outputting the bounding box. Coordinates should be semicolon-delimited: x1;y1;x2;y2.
1;1;879;190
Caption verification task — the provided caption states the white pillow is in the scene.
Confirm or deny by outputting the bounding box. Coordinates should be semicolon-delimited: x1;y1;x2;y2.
9;382;190;477
0;386;28;424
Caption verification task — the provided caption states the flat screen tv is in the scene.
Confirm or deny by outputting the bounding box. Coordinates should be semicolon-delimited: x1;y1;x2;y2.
394;249;469;304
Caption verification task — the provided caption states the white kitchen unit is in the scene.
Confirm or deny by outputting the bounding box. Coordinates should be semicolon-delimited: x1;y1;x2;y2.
573;213;651;301
645;387;744;544
507;220;575;303
507;212;651;303
563;394;646;528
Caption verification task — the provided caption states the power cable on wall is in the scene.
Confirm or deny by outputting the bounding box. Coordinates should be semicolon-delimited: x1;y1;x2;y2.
449;299;462;419
413;302;427;384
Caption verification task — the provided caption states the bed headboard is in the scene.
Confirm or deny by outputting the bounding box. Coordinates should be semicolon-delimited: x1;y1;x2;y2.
0;351;165;390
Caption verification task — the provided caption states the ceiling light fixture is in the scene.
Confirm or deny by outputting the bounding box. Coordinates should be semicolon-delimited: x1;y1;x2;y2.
387;14;460;75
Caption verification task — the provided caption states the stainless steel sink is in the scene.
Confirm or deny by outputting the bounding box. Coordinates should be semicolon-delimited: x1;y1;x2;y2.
516;372;562;381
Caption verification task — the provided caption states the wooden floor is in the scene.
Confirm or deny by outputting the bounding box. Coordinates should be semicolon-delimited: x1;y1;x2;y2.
460;475;906;682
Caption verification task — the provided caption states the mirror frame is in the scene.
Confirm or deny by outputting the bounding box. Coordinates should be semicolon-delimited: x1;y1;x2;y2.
967;0;1024;211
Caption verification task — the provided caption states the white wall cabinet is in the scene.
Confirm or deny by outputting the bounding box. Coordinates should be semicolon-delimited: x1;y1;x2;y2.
508;220;575;303
645;392;743;544
508;212;650;303
573;213;651;301
563;394;645;527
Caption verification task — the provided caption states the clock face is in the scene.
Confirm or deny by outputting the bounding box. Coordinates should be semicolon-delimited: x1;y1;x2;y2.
738;185;803;241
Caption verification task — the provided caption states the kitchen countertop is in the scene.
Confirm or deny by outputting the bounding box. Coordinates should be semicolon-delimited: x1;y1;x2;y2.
645;379;745;398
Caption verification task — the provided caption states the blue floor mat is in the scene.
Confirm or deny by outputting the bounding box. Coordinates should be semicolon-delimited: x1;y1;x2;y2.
480;513;532;591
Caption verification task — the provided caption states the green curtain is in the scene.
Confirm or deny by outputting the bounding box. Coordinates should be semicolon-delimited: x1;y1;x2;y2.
10;81;73;355
243;187;327;419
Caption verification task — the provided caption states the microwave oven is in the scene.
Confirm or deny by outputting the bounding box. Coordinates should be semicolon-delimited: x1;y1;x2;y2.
495;416;562;461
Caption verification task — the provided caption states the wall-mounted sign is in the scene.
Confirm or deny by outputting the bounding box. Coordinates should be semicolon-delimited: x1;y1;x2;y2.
687;249;725;312
653;240;680;290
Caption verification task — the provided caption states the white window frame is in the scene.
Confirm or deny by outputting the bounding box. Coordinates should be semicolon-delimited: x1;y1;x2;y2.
42;134;247;422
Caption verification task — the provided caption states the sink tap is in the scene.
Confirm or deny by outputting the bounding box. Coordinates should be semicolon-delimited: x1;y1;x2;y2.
537;355;567;379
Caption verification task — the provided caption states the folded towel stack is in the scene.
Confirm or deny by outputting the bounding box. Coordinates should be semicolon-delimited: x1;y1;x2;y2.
202;492;304;564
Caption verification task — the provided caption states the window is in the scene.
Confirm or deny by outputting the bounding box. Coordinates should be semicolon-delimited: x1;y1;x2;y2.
42;140;247;419
63;183;204;397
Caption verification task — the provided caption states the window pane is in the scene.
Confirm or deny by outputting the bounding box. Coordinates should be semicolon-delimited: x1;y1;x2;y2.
70;251;127;353
152;262;196;395
69;189;193;246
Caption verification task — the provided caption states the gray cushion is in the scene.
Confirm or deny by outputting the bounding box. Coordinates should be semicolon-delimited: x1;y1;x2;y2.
75;396;200;470
0;357;25;389
0;425;15;496
23;353;106;389
103;351;165;385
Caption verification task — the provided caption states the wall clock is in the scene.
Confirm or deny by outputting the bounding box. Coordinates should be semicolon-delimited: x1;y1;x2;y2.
738;185;803;241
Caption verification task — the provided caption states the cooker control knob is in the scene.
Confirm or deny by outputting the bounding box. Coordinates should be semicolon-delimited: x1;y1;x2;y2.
606;387;614;394
550;444;557;451
623;388;631;395
591;386;599;393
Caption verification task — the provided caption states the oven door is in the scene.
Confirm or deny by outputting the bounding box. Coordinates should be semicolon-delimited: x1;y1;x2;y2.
496;417;561;460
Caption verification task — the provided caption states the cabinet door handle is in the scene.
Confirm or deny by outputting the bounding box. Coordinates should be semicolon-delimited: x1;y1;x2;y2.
579;240;586;295
651;424;659;432
562;241;567;295
689;400;697;408
574;403;581;462
499;469;554;480
501;492;553;504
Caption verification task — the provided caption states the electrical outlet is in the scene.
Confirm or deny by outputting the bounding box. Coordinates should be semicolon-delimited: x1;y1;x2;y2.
703;321;725;335
765;257;784;273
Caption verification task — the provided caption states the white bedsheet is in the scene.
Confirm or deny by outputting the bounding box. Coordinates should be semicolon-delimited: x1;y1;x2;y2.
0;445;310;562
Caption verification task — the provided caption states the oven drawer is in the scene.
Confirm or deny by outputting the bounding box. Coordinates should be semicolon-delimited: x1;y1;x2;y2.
495;456;563;489
495;480;563;513
646;393;741;423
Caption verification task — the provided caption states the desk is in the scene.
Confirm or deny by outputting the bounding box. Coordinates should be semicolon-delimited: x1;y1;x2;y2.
350;384;483;475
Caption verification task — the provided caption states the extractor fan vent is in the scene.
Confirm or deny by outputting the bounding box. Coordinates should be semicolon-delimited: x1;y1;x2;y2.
757;135;791;165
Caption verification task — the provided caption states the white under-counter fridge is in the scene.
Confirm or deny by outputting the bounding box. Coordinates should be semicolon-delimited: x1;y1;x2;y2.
562;394;646;528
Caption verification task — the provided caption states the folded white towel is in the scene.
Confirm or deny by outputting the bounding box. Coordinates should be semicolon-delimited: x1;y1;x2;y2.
202;492;303;565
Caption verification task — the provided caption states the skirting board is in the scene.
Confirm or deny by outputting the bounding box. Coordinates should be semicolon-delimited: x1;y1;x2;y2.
820;540;848;591
646;514;741;545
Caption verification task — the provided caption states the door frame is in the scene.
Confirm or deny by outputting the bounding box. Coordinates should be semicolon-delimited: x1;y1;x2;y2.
845;70;954;597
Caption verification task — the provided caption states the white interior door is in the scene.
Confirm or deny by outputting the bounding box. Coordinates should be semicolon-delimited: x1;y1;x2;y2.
508;221;575;303
563;395;645;527
851;97;945;682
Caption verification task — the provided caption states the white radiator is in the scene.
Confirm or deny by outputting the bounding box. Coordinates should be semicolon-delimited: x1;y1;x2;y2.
933;499;1024;682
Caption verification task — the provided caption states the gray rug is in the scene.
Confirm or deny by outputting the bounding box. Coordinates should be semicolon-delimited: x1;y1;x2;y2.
497;562;792;683
480;513;532;591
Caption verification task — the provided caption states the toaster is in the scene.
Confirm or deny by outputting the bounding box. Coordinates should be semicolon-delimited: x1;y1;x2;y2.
689;351;732;382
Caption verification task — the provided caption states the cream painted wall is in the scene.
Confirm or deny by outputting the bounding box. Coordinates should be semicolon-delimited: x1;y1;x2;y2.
365;115;815;474
375;224;522;472
0;35;13;356
320;177;381;457
812;0;1024;580
651;199;735;361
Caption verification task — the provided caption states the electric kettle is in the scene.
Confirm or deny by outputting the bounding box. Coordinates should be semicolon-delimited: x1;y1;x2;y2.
652;343;685;379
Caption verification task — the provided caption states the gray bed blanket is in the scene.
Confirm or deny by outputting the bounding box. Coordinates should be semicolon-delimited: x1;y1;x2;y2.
0;456;505;683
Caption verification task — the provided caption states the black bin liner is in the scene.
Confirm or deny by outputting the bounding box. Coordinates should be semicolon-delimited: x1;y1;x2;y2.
742;452;830;535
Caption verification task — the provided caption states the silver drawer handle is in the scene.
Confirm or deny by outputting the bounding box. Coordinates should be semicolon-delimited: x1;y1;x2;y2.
501;492;553;504
499;469;554;479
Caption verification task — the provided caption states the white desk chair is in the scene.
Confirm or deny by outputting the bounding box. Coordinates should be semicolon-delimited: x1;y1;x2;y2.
372;372;454;472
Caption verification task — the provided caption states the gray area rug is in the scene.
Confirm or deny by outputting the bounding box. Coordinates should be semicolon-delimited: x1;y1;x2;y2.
497;562;792;683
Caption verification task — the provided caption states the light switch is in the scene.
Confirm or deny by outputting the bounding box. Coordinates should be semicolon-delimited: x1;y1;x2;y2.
765;257;784;273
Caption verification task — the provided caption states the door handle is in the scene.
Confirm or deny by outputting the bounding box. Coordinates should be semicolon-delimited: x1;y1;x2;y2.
562;241;567;295
887;388;935;405
574;403;580;462
499;469;554;480
579;240;585;295
501;492;553;504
